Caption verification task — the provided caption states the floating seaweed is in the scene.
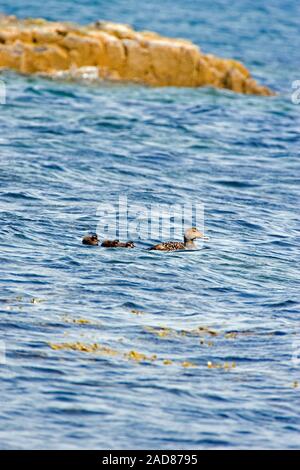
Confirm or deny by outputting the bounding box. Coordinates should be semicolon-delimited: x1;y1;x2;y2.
144;326;173;338
49;342;118;356
163;359;173;366
207;361;236;371
49;342;197;368
182;361;197;368
61;315;100;326
131;309;145;316
124;350;157;362
30;298;45;304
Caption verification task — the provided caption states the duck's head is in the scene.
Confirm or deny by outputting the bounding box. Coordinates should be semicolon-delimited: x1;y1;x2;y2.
184;227;209;242
82;233;99;246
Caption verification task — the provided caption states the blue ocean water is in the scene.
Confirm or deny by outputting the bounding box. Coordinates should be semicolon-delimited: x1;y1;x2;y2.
0;0;300;450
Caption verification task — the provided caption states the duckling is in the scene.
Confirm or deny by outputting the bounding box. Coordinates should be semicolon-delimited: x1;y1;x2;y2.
101;239;135;248
82;233;99;246
148;227;208;251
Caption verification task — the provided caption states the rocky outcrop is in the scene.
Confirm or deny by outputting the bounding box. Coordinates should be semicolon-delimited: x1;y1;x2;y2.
0;15;273;95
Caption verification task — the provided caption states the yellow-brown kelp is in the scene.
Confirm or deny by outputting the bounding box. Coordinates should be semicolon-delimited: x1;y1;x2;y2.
0;15;273;95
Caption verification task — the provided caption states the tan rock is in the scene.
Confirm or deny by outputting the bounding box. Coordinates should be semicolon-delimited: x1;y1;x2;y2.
0;15;273;95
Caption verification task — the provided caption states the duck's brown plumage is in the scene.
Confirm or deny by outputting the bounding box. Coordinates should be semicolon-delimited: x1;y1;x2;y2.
149;241;185;251
101;239;135;248
148;227;208;252
82;233;99;246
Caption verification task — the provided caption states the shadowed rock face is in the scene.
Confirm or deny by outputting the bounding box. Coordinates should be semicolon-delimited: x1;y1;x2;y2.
0;15;273;95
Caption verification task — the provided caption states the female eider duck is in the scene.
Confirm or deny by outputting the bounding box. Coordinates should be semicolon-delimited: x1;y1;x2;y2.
82;233;99;246
101;239;135;248
148;227;208;251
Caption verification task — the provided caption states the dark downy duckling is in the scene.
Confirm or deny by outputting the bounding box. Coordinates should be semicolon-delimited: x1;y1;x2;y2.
148;227;208;251
101;239;135;248
82;233;99;246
